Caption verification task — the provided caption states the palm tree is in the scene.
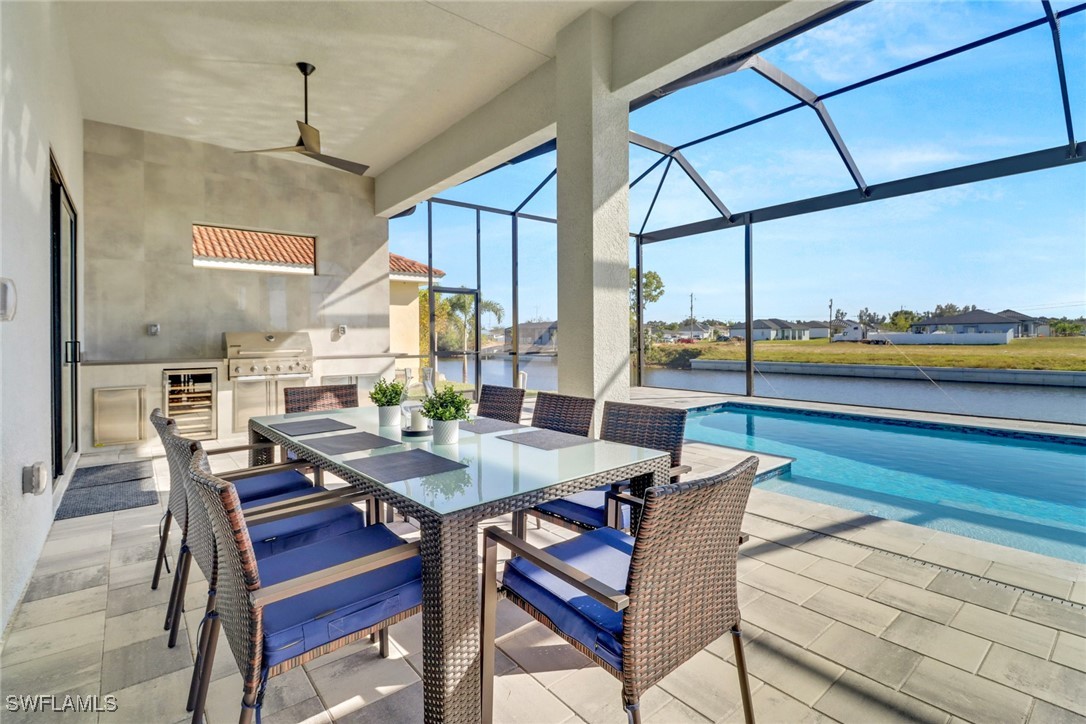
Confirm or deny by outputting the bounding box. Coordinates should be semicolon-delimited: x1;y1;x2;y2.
446;294;504;383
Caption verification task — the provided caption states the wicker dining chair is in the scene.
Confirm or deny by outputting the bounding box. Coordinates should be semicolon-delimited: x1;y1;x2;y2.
476;384;526;424
483;456;760;724
283;383;359;413
186;448;422;724
527;402;690;533
530;391;596;437
150;410;314;616
157;421;369;716
282;382;363;488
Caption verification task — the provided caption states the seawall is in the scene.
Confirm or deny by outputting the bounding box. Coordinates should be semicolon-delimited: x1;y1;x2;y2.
688;360;1086;387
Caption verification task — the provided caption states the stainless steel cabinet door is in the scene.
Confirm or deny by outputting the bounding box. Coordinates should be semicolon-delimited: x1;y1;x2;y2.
233;380;270;433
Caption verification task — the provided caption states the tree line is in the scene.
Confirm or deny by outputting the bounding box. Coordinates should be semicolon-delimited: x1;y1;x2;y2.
629;269;1085;337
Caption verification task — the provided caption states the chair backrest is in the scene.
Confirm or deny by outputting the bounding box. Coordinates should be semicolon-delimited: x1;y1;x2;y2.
600;402;687;474
530;392;596;437
476;385;526;424
157;420;218;582
150;408;190;534
283;384;359;413
621;456;758;700
188;450;265;701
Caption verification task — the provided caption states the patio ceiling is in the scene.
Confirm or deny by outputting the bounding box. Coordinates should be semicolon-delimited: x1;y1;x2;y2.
60;1;629;176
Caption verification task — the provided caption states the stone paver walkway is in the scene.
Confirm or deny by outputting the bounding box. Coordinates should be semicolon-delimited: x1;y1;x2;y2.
1;389;1083;723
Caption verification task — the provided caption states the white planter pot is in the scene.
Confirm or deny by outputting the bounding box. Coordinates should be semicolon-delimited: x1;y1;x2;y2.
431;419;459;445
378;406;400;426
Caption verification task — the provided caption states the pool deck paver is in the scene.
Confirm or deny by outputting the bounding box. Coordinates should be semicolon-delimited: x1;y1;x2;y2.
1;386;1084;723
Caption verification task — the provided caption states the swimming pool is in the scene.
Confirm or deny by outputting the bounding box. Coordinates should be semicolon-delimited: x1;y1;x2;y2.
685;403;1086;563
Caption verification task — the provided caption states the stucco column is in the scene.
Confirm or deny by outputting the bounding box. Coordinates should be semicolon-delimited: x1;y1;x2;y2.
555;10;630;418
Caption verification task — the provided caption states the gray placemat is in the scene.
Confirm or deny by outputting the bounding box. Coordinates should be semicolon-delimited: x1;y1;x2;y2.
55;479;159;520
343;449;467;484
307;431;399;456
460;417;526;435
269;418;355;436
497;429;597;451
70;460;154;489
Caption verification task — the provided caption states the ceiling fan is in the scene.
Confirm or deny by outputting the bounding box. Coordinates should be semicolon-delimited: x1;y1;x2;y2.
239;62;369;176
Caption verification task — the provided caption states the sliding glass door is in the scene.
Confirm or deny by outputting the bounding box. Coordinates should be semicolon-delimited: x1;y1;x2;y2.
51;160;79;478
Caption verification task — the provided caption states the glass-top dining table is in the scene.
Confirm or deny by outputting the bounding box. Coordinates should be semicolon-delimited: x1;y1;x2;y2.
248;406;671;723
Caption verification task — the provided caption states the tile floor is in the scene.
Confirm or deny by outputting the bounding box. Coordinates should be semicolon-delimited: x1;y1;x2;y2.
1;389;1084;723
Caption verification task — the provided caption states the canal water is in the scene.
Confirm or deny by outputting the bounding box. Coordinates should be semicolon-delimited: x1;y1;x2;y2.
437;357;1086;425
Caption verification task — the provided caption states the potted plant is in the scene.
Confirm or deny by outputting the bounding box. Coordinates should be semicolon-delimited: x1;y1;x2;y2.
421;384;471;444
369;378;406;426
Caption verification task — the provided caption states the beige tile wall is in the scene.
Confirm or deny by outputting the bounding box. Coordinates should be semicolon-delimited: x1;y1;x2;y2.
82;120;390;362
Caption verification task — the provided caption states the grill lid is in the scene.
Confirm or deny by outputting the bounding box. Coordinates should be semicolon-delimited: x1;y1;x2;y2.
223;331;313;380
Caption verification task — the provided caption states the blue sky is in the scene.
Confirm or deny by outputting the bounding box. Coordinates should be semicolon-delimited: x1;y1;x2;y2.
391;1;1086;324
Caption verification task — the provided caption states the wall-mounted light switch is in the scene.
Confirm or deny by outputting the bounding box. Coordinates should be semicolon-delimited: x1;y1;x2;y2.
147;323;161;336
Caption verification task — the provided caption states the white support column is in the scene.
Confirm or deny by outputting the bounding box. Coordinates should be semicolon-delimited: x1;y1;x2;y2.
555;10;630;420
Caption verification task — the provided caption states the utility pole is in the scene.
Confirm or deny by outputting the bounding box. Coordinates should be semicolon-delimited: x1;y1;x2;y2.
689;293;695;338
829;298;834;338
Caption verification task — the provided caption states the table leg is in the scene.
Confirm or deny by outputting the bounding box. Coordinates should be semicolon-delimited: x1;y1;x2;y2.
420;516;481;723
248;427;275;467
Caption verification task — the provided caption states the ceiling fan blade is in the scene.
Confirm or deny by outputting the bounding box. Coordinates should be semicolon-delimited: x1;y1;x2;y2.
296;121;321;153
301;151;370;176
236;144;304;155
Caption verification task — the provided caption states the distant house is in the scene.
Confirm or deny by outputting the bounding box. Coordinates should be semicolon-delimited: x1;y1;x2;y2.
728;319;810;341
801;321;833;339
910;310;1017;335
997;309;1050;338
659;323;712;342
389;253;445;358
504;321;557;353
769;319;810;341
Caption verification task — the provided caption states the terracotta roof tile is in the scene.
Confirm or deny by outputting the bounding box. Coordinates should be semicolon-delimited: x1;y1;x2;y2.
193;225;446;278
192;225;315;266
390;252;444;278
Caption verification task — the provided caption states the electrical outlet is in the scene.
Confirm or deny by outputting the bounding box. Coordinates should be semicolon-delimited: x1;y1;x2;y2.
336;325;347;336
22;462;48;495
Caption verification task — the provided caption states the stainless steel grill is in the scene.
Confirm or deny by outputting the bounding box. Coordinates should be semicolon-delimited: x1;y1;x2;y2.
223;331;313;381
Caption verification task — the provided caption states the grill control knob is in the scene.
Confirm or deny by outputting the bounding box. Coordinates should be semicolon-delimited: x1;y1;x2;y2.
233;366;240;374
250;365;257;373
302;364;309;371
288;364;294;371
263;365;270;372
276;365;282;372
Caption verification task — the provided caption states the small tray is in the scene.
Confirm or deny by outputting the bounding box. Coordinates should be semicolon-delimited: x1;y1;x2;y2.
401;428;432;438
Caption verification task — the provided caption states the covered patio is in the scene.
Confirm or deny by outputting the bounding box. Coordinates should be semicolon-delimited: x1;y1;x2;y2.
2;1;1084;723
2;389;1083;723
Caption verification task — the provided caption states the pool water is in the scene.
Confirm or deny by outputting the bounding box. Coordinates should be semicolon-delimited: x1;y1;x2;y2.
685;404;1086;563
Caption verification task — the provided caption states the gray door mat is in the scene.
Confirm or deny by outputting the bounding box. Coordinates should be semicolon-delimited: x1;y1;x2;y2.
55;478;159;520
70;460;154;489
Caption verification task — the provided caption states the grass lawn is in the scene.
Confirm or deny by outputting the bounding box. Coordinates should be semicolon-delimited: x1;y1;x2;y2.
664;336;1086;371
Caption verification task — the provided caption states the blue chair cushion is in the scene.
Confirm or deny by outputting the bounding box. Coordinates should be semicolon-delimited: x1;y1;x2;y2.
241;487;366;557
502;526;633;672
259;524;422;667
534;485;630;530
233;469;312;503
